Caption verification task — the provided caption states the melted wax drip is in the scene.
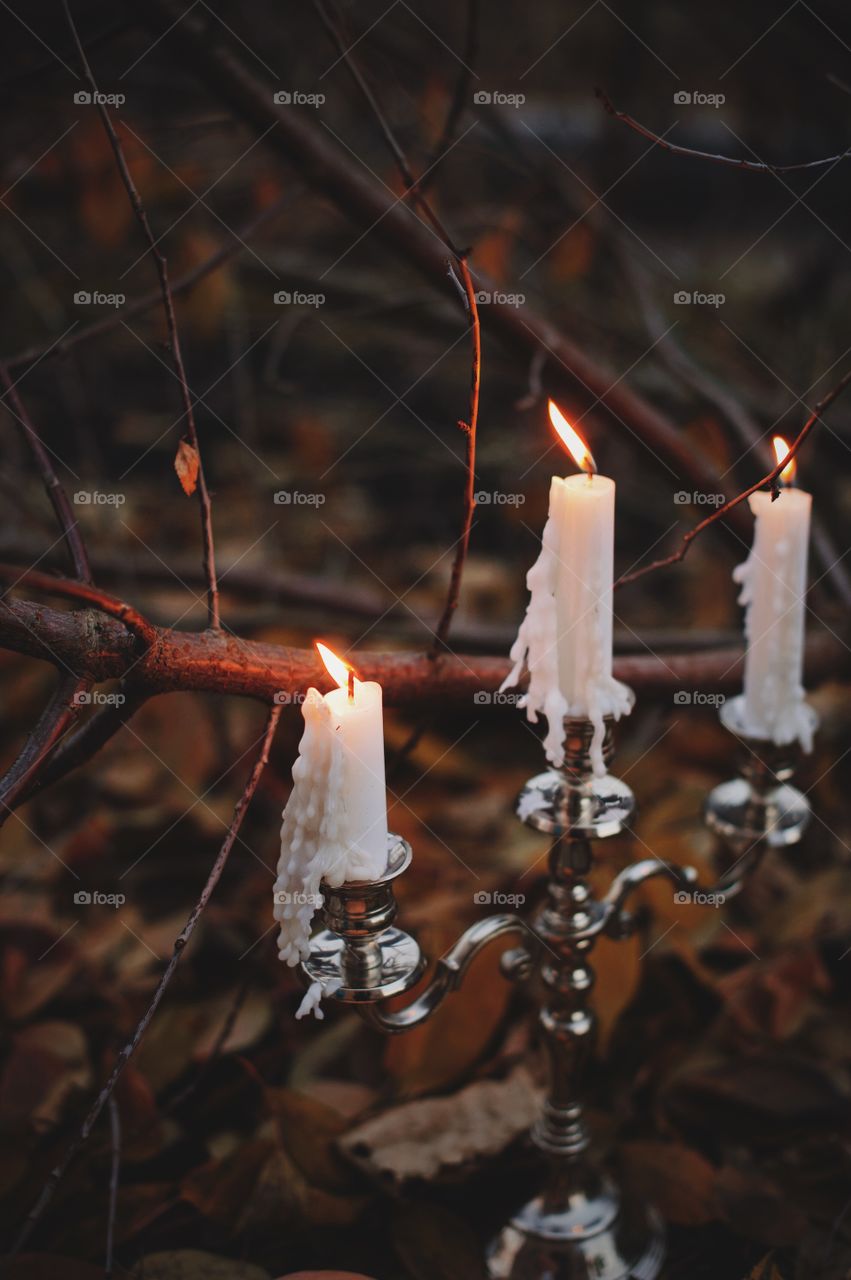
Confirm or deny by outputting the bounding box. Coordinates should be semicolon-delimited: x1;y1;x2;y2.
501;499;633;775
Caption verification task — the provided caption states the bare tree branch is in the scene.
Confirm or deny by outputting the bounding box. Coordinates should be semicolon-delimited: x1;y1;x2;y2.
310;0;481;651
143;0;754;545
617;364;851;587
0;594;846;710
62;0;220;629
597;89;851;173
419;0;479;193
4;194;296;373
11;701;281;1254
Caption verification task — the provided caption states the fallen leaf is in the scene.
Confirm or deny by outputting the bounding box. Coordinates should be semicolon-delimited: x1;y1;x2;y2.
4;1258;105;1280
174;439;200;496
621;1140;717;1225
340;1068;540;1187
130;1250;270;1280
276;1274;377;1279
391;1203;487;1280
383;933;512;1093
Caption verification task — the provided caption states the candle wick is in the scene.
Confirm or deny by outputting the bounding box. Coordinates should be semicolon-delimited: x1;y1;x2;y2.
347;669;355;702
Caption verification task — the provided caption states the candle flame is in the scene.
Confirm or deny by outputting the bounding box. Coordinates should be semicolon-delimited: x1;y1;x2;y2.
772;435;796;484
548;400;596;475
316;641;356;690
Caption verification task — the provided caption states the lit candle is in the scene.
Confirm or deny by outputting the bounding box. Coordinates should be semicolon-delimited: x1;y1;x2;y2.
274;642;389;982
728;437;815;750
502;400;633;774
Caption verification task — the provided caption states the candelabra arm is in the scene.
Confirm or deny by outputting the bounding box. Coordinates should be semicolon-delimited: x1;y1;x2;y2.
361;913;537;1034
602;858;699;939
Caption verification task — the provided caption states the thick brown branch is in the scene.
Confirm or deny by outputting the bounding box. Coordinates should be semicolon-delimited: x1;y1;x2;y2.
597;90;851;174
63;0;220;629
0;565;157;648
12;701;281;1254
1;596;846;705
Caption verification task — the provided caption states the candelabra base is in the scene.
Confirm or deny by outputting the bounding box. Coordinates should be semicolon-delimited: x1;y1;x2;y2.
487;1173;664;1280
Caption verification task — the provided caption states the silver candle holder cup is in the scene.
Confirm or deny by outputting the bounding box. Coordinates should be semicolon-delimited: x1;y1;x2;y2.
706;694;819;852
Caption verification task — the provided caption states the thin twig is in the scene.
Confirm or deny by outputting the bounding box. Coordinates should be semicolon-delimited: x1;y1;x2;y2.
0;368;93;808
142;0;755;545
11;702;281;1254
617;365;851;587
166;974;251;1113
597;89;851;174
5;193;296;373
620;253;851;606
19;684;148;804
0;672;88;817
0;564;157;648
0;366;90;582
419;0;479;194
105;1096;120;1280
433;258;481;651
62;0;220;630
310;0;480;653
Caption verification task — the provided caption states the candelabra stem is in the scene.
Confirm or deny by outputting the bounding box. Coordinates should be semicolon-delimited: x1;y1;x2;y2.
487;719;670;1280
532;836;596;1162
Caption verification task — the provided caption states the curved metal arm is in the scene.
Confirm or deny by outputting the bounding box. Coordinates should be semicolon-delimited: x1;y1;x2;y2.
602;858;698;939
360;913;537;1033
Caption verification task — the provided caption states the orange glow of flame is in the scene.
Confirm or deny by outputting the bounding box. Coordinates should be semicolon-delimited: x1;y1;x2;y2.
548;400;595;474
316;641;356;691
772;435;796;484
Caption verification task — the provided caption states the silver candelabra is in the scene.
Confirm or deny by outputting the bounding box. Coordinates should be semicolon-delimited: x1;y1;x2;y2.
299;702;817;1279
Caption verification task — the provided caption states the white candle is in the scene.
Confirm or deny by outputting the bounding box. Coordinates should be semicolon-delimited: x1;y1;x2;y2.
728;438;814;750
322;669;389;874
502;401;633;774
274;644;389;996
